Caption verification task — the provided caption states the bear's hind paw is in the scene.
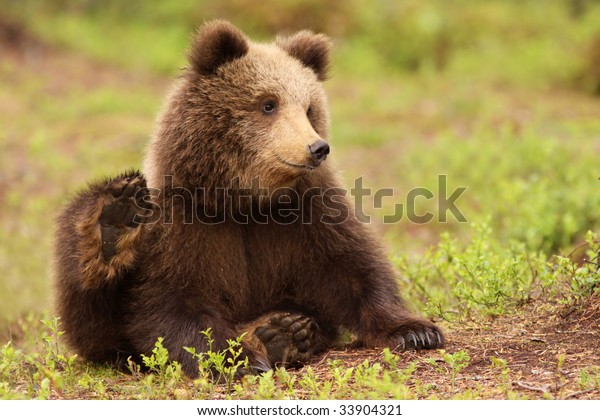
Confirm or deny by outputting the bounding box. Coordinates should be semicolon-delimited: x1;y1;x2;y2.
253;312;319;367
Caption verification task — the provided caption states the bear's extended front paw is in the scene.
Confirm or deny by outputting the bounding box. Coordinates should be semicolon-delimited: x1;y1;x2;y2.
393;322;445;351
254;313;318;366
99;175;150;260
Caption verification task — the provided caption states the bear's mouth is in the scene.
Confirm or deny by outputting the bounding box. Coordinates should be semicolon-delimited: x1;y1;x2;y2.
274;155;317;171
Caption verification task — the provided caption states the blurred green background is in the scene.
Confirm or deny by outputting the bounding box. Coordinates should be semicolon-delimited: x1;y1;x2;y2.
1;0;600;326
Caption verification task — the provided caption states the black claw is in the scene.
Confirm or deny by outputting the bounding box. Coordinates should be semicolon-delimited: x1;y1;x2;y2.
435;331;444;347
397;335;406;350
417;332;427;348
424;332;433;348
406;332;418;349
394;323;444;351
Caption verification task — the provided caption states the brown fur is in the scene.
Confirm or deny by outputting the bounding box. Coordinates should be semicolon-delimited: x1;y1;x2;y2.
74;195;143;288
276;30;332;81
54;20;444;377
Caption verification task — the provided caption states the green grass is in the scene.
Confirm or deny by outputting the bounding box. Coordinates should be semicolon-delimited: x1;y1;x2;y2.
1;0;600;400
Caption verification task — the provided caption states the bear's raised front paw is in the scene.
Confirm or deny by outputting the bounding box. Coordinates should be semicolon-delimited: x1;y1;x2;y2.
98;175;150;260
393;322;445;351
254;313;318;367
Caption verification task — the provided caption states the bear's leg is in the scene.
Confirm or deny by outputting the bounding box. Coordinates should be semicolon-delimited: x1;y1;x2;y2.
296;220;445;352
345;282;445;351
57;172;150;288
54;171;149;365
97;174;150;263
320;288;444;352
241;312;331;367
329;268;445;351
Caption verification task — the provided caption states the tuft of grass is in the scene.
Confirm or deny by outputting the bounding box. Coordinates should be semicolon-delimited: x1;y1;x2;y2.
397;224;600;322
184;329;249;396
428;350;471;392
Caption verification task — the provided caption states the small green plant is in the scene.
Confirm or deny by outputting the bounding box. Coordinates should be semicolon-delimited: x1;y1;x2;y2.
141;337;171;372
275;367;297;397
400;222;543;321
140;337;183;397
0;342;24;399
254;370;278;399
428;350;470;392
571;231;600;295
331;362;354;391
0;341;18;380
184;329;249;395
578;367;600;392
298;366;333;399
552;248;600;302
19;317;79;399
554;353;567;398
490;357;515;398
40;317;77;371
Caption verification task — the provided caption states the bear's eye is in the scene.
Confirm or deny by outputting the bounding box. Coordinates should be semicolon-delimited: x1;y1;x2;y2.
306;106;313;117
262;100;277;115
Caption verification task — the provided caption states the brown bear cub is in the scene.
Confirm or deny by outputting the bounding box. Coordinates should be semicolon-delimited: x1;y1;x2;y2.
54;20;444;377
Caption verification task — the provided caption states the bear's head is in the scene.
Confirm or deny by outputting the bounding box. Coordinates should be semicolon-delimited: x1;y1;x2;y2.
144;20;333;195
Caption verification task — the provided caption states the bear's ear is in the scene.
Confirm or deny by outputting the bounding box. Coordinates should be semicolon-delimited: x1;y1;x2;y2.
277;31;332;81
188;20;249;75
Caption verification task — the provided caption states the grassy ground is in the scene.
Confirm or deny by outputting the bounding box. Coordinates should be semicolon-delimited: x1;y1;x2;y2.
1;0;600;399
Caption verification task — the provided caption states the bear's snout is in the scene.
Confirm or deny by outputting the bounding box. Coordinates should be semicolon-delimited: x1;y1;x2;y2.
308;139;330;163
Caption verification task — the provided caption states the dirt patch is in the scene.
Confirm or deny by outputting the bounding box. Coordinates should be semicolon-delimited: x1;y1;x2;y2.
298;296;600;399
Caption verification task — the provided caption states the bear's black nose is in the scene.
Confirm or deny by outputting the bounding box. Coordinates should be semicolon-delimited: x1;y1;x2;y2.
308;139;330;162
